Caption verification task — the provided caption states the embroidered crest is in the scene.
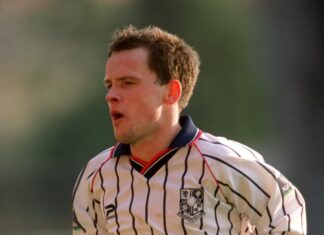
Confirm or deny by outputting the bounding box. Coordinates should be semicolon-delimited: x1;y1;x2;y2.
177;188;205;222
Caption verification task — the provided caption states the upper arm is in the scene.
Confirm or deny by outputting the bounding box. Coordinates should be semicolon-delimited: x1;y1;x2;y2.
72;164;109;235
223;160;306;234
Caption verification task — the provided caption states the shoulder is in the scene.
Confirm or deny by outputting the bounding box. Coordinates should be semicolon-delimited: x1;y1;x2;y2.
197;132;265;162
195;132;279;200
83;147;115;179
73;146;116;199
195;132;277;188
72;147;114;199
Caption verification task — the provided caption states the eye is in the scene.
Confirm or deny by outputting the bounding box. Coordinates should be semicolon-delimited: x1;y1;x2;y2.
125;80;134;84
105;81;112;90
122;80;135;86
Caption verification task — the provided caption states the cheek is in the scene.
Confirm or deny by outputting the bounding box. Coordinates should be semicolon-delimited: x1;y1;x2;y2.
125;86;165;116
131;101;155;114
135;90;163;108
146;88;165;106
130;98;162;121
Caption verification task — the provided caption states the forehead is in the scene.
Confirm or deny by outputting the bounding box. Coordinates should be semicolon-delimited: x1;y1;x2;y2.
105;48;151;78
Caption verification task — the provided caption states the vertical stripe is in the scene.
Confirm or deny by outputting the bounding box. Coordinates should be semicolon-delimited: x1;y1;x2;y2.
163;163;169;235
99;168;106;232
90;147;115;193
214;186;220;197
129;168;138;235
258;162;292;233
145;179;150;223
114;157;121;235
287;215;291;232
266;206;275;233
92;200;98;235
228;204;234;235
193;143;227;202
99;168;105;191
145;178;154;235
214;187;220;235
180;146;191;235
199;159;205;230
279;184;290;232
214;200;220;235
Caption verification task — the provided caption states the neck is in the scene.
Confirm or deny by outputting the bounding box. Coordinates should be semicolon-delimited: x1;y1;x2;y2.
130;114;181;162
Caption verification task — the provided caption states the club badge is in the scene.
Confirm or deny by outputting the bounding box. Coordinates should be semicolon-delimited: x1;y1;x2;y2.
177;188;205;222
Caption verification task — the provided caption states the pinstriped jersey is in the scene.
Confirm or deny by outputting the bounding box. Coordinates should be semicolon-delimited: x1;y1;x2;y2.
72;116;306;235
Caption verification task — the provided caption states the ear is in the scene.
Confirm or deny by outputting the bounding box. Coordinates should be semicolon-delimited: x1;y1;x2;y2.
164;79;182;105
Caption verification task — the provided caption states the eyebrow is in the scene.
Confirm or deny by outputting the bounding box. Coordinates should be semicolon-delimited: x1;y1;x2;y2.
103;76;139;86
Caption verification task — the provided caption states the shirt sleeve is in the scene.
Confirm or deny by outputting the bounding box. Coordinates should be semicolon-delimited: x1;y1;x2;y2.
72;164;108;235
253;164;307;235
221;159;307;235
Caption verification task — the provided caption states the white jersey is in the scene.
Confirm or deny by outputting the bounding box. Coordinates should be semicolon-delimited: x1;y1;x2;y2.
72;116;306;235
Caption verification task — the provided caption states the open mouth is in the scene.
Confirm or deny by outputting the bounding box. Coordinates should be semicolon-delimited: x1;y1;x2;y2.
110;111;124;121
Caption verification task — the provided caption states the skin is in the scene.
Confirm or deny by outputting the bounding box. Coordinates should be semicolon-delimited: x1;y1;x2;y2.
104;47;182;162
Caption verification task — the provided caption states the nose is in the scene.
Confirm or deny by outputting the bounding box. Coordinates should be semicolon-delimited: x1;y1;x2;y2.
105;86;120;103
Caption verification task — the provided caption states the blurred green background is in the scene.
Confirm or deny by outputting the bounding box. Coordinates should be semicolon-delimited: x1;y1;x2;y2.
0;0;323;234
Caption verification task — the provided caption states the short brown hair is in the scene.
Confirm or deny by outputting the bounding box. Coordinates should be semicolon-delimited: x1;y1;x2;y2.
108;25;200;111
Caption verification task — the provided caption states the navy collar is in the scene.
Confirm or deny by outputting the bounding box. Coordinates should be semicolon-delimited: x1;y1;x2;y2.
112;115;199;157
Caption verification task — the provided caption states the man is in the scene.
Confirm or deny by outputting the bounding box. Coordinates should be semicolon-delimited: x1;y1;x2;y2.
72;25;306;235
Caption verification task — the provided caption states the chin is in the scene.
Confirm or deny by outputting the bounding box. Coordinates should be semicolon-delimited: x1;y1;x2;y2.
114;134;132;144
